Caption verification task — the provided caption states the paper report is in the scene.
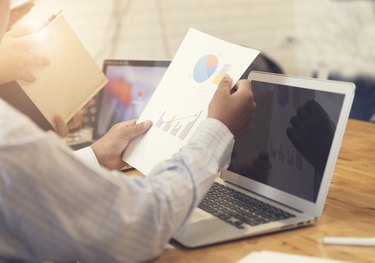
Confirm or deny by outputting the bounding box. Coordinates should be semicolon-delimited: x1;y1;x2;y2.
123;28;259;175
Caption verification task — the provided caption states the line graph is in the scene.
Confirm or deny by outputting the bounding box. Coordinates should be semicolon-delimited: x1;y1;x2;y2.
155;110;203;140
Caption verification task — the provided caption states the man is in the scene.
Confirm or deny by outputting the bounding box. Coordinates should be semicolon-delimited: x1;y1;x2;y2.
0;1;257;262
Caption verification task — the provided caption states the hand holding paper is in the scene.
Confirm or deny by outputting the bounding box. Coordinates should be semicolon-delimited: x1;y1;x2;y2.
208;77;256;137
122;28;259;175
91;119;153;170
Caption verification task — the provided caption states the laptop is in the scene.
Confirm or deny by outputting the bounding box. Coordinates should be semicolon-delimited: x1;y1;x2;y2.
92;59;170;168
173;71;355;248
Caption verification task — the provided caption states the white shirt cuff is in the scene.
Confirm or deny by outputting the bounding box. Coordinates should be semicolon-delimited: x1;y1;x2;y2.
74;147;100;167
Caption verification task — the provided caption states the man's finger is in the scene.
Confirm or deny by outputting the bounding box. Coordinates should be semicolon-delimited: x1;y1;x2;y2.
119;120;153;140
67;110;84;131
134;120;153;135
19;71;36;82
54;115;69;137
122;119;137;126
231;80;252;97
84;99;95;108
9;25;35;37
23;53;50;66
217;75;232;93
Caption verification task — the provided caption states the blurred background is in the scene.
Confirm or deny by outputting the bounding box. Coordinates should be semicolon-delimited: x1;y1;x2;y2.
11;0;375;125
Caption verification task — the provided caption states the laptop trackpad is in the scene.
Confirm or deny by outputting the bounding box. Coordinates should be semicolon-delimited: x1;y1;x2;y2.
188;209;213;223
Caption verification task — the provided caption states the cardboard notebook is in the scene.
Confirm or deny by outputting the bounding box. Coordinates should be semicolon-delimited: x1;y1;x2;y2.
17;12;107;127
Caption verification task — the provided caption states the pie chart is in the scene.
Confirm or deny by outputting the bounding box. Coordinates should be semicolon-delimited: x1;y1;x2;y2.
193;54;218;83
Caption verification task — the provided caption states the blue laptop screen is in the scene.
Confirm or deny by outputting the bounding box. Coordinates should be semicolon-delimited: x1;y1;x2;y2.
95;60;170;138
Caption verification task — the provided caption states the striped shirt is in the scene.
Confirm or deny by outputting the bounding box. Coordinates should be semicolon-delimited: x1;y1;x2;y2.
0;99;234;263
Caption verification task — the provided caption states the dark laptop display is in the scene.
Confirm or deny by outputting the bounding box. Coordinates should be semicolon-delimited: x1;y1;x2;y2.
228;81;345;202
94;60;170;139
173;72;354;248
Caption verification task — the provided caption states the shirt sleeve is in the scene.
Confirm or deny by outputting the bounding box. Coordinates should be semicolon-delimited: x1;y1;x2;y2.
0;99;234;263
74;146;100;167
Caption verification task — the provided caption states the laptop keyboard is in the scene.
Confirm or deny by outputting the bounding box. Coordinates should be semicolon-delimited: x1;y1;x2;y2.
198;182;296;229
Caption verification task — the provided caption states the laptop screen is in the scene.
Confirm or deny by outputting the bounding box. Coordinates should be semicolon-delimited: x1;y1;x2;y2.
228;80;345;202
94;60;170;138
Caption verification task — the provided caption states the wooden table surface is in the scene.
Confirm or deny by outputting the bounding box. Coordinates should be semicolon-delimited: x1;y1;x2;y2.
152;119;375;263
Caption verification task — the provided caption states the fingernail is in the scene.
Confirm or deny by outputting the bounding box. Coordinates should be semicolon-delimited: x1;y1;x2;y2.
222;74;231;81
143;120;153;128
24;74;36;82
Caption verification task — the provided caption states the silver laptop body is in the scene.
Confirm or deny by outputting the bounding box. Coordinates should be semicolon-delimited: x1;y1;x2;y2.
173;71;355;248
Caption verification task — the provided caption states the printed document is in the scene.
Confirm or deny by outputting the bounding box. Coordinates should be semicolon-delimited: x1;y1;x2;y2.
123;28;259;175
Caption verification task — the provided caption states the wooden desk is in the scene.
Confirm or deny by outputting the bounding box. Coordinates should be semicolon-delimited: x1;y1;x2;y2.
152;119;375;263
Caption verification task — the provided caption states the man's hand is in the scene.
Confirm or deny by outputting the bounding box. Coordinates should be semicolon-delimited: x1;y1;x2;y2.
54;100;95;137
91;119;153;170
0;26;50;84
208;75;256;137
54;110;85;137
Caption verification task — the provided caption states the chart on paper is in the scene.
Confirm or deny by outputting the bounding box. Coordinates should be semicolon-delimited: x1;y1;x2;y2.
122;28;260;175
192;54;232;85
155;110;203;140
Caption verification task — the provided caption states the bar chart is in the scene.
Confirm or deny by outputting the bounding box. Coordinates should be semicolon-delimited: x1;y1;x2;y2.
155;110;203;140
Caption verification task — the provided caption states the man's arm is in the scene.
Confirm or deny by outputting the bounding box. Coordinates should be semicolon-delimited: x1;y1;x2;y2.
0;76;255;262
0;98;233;262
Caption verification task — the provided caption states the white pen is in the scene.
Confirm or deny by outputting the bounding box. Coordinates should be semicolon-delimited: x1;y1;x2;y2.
323;237;375;247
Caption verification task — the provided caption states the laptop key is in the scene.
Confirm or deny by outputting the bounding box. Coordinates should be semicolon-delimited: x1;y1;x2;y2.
198;182;295;228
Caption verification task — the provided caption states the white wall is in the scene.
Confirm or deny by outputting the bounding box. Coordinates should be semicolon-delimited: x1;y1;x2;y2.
294;0;375;78
20;0;375;77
